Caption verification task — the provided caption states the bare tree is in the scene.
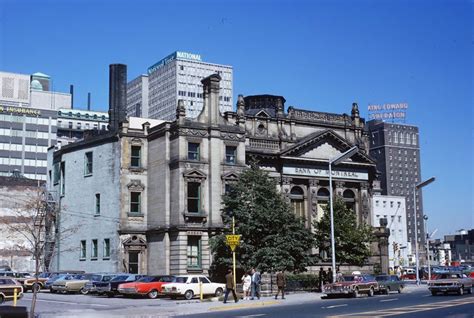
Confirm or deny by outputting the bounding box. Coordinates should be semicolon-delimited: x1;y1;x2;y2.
0;185;79;318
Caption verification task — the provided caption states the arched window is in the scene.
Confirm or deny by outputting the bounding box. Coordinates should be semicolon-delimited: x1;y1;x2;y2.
412;134;417;145
406;133;411;145
317;188;330;198
290;186;306;222
315;188;330;222
399;132;404;144
343;189;355;211
394;133;398;143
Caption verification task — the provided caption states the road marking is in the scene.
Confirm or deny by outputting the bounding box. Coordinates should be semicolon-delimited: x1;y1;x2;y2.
210;300;279;312
323;304;348;309
379;298;398;302
235;315;266;318
34;299;110;307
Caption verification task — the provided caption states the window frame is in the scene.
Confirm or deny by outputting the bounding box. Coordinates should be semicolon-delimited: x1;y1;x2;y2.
80;240;86;260
225;146;237;165
103;238;110;259
187;236;202;269
95;193;101;215
188;142;200;161
130;145;141;168
84;152;93;176
130;192;142;214
91;239;98;260
187;182;201;213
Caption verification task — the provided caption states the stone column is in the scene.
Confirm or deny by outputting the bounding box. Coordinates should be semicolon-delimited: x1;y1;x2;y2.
308;179;319;226
281;177;292;204
360;182;370;224
335;181;345;196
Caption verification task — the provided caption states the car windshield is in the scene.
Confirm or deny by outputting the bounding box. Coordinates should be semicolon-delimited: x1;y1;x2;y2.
111;275;130;282
375;276;388;281
172;277;188;283
38;273;50;278
342;276;357;282
137;276;155;283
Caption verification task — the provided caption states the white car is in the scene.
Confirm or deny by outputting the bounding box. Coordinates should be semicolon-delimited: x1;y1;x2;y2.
161;275;225;300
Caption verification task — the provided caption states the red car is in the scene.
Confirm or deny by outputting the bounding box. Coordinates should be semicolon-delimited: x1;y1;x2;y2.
117;275;174;299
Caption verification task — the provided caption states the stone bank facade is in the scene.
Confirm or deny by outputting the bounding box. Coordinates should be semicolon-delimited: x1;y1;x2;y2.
48;74;380;275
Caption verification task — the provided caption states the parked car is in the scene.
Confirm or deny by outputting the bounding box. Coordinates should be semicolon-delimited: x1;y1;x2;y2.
96;274;144;297
161;275;225;300
375;275;404;294
47;274;83;293
52;273;115;294
118;275;175;299
23;271;85;292
322;275;379;298
83;274;119;294
428;272;473;296
0;278;23;304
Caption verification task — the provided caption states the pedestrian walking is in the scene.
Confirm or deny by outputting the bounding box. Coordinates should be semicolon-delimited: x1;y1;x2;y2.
250;268;261;300
336;267;343;282
319;267;326;292
223;268;238;303
241;270;252;300
327;267;333;284
275;270;286;299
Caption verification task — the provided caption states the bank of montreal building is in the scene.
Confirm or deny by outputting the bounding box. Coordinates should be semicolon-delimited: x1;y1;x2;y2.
48;74;379;274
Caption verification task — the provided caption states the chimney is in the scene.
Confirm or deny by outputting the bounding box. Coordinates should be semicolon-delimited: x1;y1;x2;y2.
108;64;127;132
197;73;221;125
69;85;74;109
87;92;91;111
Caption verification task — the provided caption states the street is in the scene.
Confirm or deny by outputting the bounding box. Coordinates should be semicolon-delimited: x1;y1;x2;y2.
5;285;473;317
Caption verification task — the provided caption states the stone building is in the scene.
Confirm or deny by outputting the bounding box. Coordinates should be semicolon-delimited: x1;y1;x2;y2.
48;71;383;275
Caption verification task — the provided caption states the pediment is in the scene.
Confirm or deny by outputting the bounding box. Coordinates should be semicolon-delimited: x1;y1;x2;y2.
255;110;270;118
222;171;239;181
280;130;374;164
183;169;207;180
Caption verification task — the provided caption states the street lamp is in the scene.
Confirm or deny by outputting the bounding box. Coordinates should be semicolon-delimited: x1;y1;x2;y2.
413;177;435;285
329;146;358;283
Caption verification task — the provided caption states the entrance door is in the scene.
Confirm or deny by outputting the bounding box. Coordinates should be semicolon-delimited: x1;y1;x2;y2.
128;251;139;274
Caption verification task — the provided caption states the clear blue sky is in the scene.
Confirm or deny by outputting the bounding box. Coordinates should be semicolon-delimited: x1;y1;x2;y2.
1;0;472;239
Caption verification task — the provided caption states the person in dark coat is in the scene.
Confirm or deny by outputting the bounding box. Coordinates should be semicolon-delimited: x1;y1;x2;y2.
275;270;286;299
319;267;326;292
223;268;238;303
327;267;334;284
250;268;261;300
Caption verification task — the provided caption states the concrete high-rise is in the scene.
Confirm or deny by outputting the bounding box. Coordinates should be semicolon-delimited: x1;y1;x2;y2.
367;120;425;255
0;71;71;180
127;51;233;120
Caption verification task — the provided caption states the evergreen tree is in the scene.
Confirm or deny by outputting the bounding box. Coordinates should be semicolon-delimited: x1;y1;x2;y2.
313;197;373;267
210;165;316;278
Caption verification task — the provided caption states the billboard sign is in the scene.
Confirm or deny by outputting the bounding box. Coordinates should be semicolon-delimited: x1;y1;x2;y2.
368;103;408;122
148;51;202;74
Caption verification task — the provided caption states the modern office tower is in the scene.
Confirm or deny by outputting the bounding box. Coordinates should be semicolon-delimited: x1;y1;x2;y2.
127;51;233;120
0;71;71;180
367;120;424;252
126;74;148;118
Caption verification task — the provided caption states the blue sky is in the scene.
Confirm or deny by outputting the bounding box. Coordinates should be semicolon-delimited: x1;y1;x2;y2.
1;0;472;239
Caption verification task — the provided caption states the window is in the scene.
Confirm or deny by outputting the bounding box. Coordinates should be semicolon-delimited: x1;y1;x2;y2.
91;239;98;259
131;146;141;168
225;146;236;164
187;236;201;268
128;252;139;274
130;192;141;214
290;187;305;221
84;152;93;175
95;193;101;215
68;122;73;129
103;239;110;259
80;240;86;259
375;200;379;207
390;201;394;208
187;182;200;213
188;143;200;161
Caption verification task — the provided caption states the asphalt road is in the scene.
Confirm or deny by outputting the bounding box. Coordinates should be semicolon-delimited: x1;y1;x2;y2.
4;286;473;317
178;288;474;318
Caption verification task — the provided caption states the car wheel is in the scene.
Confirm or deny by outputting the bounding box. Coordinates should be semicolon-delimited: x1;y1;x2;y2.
147;290;159;299
0;295;4;304
32;283;41;293
353;288;359;298
431;290;437;296
467;286;472;294
368;287;374;297
458;286;464;296
397;286;402;294
80;288;89;295
50;289;57;294
215;288;224;297
184;290;194;300
170;296;177;300
107;293;115;298
385;287;390;295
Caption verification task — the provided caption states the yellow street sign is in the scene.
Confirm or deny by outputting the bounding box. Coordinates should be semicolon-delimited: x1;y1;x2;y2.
226;234;241;251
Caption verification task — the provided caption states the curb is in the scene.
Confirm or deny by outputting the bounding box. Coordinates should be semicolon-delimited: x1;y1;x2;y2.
209;300;280;312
